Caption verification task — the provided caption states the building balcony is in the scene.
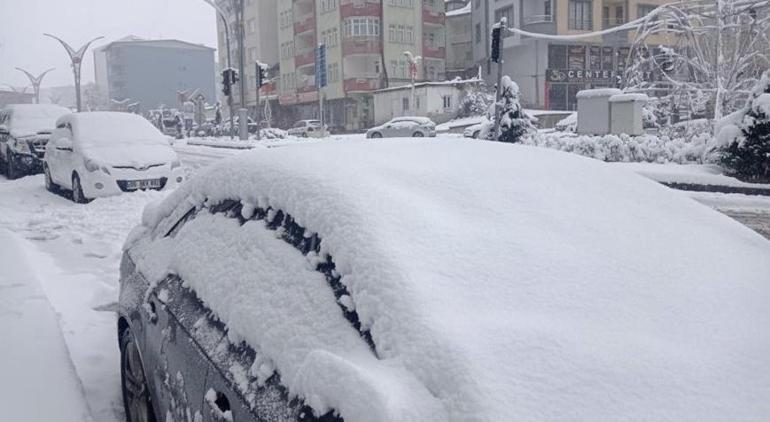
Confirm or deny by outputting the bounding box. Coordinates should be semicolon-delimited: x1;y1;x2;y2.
422;8;445;25
342;37;382;55
423;45;446;59
295;50;316;67
294;15;316;34
602;17;626;29
340;1;382;18
344;77;381;93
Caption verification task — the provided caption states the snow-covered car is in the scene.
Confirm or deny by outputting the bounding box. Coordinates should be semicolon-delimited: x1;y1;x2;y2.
288;119;326;138
366;116;436;138
44;112;185;203
463;118;493;139
0;104;71;179
119;139;770;422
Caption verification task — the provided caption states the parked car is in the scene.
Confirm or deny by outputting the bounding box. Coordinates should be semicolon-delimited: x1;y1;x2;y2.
119;140;770;422
288;119;326;138
463;118;492;139
0;104;71;179
44;112;185;203
366;116;436;138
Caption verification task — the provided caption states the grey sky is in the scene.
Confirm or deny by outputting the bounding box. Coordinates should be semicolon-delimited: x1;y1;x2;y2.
0;0;218;88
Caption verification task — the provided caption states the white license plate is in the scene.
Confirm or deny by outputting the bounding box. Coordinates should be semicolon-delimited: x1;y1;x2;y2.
126;179;162;190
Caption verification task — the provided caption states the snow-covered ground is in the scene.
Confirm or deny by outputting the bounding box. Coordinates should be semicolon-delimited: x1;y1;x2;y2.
0;146;239;421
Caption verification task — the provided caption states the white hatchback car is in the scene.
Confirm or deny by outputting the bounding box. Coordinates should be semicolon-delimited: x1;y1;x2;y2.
44;112;185;203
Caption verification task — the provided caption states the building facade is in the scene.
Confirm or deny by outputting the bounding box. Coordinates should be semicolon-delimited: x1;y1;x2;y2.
273;0;448;131
445;0;475;80
472;0;667;110
373;79;480;125
93;37;216;112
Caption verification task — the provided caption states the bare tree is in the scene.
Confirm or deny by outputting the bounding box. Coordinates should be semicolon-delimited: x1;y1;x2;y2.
626;0;770;121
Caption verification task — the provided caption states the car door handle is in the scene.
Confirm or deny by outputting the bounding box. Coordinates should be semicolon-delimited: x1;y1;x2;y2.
205;390;232;421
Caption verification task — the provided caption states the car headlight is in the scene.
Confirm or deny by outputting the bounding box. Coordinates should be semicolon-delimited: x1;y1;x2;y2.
14;139;31;154
171;159;182;170
85;158;111;174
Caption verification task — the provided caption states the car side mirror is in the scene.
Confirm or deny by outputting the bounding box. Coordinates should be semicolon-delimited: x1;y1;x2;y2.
56;138;73;151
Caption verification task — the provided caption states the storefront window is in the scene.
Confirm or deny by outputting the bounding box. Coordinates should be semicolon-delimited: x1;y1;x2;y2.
568;45;586;69
590;46;601;70
548;45;567;68
602;46;614;70
549;84;567;110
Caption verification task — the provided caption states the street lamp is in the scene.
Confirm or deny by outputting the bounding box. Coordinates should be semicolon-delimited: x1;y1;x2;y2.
43;34;104;112
404;51;421;116
15;67;55;104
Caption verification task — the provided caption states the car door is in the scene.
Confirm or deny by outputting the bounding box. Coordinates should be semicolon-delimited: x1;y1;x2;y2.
0;110;11;161
50;122;76;188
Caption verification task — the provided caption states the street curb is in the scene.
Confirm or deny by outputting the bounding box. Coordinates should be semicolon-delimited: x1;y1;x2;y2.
661;182;770;197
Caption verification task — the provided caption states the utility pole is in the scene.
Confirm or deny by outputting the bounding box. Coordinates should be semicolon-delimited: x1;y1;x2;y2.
44;34;103;112
236;0;248;140
316;44;328;137
490;18;505;140
15;67;55;104
200;0;235;138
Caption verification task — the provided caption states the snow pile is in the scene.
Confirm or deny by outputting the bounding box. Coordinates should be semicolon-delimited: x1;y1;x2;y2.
575;88;622;99
527;130;713;163
609;93;649;103
555;112;577;132
130;139;770;421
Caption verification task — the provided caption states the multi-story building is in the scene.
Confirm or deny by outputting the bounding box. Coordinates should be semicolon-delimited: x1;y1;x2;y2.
93;36;216;112
215;0;280;112
472;0;668;110
445;0;475;79
275;0;448;131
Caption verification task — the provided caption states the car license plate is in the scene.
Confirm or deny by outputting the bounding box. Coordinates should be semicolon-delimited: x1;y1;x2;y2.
126;179;162;190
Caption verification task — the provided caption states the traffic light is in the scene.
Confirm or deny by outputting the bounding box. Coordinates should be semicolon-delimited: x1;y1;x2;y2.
221;69;231;97
491;27;502;63
256;63;268;87
230;68;239;85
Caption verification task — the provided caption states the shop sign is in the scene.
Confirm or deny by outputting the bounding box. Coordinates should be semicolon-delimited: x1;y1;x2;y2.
546;69;656;83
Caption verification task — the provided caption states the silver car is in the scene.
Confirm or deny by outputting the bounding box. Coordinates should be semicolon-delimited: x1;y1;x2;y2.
366;117;436;138
287;120;326;138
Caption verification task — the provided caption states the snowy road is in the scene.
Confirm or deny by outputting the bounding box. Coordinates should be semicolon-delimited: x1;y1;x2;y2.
0;145;242;421
0;143;769;421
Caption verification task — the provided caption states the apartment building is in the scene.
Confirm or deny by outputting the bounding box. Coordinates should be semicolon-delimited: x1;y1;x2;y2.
472;0;668;110
215;0;279;110
276;0;448;131
93;37;216;112
445;0;475;79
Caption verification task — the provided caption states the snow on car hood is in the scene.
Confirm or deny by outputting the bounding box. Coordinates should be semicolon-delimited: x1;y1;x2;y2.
132;139;770;421
83;143;177;168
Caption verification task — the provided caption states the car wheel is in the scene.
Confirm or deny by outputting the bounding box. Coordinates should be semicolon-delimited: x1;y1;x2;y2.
44;165;59;193
412;132;425;138
72;173;90;204
120;328;158;422
6;151;19;179
370;132;382;139
302;132;308;138
473;131;481;139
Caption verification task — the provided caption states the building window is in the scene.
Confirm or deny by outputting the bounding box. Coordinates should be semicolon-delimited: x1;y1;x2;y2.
344;17;380;37
402;97;410;111
544;0;552;17
637;4;656;18
442;95;452;109
569;0;593;30
389;0;414;7
475;23;481;43
321;0;338;13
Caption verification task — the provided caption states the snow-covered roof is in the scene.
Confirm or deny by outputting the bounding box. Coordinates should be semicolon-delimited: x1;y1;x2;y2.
131;140;770;421
575;88;623;99
609;93;650;102
100;37;215;52
446;1;471;17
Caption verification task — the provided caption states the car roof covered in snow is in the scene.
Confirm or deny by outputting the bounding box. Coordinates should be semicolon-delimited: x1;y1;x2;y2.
130;139;770;421
62;112;167;147
3;104;71;137
389;116;435;125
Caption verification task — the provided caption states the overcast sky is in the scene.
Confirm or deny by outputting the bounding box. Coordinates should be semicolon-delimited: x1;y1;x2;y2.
0;0;218;88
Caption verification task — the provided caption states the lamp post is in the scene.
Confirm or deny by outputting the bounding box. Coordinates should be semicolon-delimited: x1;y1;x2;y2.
200;0;237;137
43;34;103;112
15;67;55;104
404;51;421;116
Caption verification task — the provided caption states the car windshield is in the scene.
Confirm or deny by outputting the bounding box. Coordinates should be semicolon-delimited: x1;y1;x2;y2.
75;113;167;148
8;105;70;137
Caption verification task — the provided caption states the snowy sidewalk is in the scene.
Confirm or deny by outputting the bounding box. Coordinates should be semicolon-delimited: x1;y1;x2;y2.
0;229;93;421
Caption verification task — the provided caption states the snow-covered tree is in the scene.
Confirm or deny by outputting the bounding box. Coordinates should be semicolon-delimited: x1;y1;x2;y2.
457;85;495;118
497;76;534;143
714;71;770;181
626;0;770;121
